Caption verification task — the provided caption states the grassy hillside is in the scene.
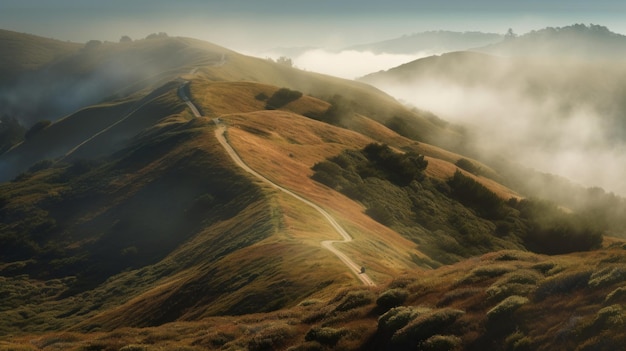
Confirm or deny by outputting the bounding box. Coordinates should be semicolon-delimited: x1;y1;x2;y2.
1;31;623;349
4;245;626;351
0;73;525;335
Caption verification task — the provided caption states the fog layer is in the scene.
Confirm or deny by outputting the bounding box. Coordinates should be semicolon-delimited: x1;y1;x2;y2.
264;49;433;79
363;54;626;196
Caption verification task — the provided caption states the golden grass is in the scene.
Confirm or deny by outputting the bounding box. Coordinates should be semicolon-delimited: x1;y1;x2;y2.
222;111;421;278
6;248;626;350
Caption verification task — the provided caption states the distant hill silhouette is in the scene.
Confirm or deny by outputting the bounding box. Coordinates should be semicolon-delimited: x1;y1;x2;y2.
345;30;503;54
479;23;626;59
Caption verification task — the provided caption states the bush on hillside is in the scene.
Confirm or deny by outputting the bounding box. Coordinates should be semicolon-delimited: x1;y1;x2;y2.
334;290;373;312
304;327;347;346
486;295;529;323
515;199;603;254
362;143;428;186
455;158;480;174
419;335;462;351
376;288;409;310
265;88;303;110
535;270;593;301
447;170;506;219
391;308;465;349
378;306;429;334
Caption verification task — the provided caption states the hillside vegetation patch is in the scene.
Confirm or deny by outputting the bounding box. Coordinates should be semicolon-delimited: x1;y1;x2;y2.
312;149;605;264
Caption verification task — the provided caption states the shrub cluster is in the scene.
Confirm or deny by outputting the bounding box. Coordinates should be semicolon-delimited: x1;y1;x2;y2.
265;88;303;110
391;308;464;349
535;270;593;301
447;170;505;219
304;327;347;346
515;199;603;254
486;295;529;322
376;288;409;311
312;143;427;191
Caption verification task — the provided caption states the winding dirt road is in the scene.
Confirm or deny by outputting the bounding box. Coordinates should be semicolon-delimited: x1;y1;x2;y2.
214;125;375;286
178;80;374;286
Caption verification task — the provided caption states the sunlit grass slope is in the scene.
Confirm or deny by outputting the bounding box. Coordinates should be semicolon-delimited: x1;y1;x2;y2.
5;245;626;351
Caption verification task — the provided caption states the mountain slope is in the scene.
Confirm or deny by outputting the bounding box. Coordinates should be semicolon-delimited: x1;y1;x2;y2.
0;31;619;348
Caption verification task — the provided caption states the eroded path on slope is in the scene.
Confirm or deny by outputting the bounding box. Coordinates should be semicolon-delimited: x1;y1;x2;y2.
178;80;374;286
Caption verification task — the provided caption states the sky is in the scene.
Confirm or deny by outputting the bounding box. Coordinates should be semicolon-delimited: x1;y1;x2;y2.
2;0;626;52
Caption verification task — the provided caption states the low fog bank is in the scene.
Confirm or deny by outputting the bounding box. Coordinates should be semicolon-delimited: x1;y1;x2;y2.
262;49;434;79
368;60;626;197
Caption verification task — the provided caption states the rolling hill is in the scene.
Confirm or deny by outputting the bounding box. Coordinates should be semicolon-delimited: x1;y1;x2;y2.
0;29;625;351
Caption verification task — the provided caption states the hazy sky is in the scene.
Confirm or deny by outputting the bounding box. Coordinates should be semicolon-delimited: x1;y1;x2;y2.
2;0;626;51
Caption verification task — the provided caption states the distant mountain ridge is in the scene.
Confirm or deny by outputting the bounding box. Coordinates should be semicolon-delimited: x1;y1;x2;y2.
345;30;503;54
478;23;626;59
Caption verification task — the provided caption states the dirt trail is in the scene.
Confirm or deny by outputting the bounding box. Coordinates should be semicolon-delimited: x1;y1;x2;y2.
214;125;375;286
180;80;375;286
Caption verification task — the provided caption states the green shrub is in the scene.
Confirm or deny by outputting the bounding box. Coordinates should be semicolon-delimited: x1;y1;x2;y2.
535;270;592;301
265;88;303;109
378;306;429;334
248;323;296;351
447;170;506;219
419;334;462;351
588;266;626;288
391;308;465;348
304;327;347;346
334;290;373;312
593;304;625;328
255;92;269;101
455;158;480;174
459;265;516;285
516;199;603;255
486;295;529;322
362;143;427;186
376;288;409;310
604;286;626;305
505;331;534;351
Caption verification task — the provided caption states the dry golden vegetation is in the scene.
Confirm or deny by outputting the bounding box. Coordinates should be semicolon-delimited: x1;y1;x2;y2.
2;32;625;351
4;246;626;351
